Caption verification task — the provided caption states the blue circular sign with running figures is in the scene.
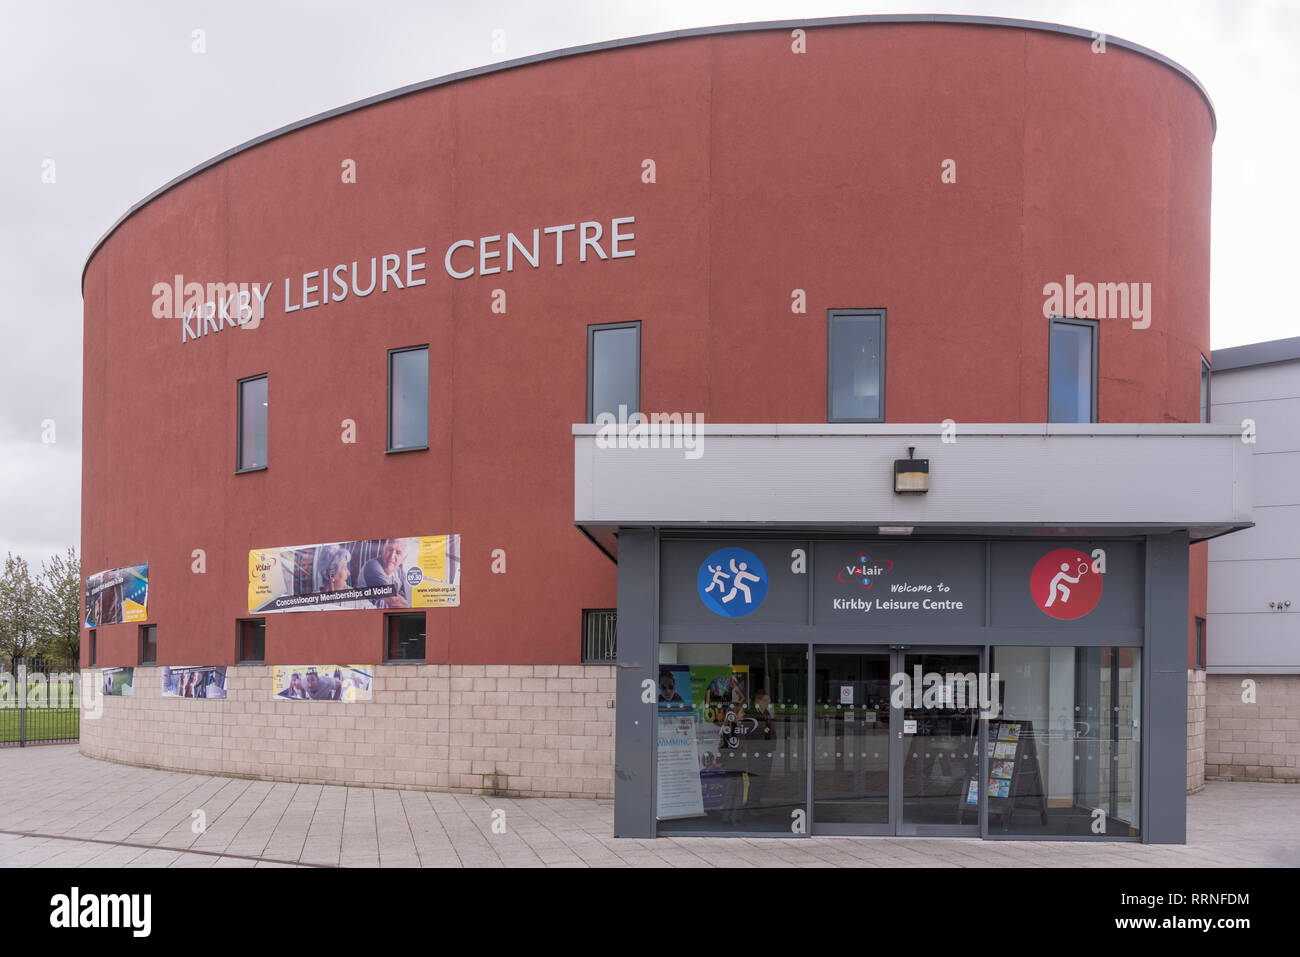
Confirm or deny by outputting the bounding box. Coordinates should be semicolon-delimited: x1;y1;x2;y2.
697;547;769;617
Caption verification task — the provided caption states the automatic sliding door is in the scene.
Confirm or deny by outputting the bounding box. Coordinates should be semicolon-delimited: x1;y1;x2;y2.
898;651;982;835
813;651;892;833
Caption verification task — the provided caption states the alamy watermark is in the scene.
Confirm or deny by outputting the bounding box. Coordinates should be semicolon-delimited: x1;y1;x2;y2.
594;405;704;460
890;667;1001;719
151;275;273;341
1042;274;1151;329
0;667;102;719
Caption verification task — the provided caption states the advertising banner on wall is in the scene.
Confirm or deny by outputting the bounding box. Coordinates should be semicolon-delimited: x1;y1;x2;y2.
100;667;134;697
248;535;459;614
84;564;149;627
162;666;228;699
271;665;373;702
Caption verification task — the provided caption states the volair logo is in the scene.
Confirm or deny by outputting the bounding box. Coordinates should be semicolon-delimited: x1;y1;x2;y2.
49;887;151;937
255;554;276;580
835;554;893;590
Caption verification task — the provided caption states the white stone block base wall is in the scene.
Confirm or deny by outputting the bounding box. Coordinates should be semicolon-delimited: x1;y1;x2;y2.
80;665;616;798
1187;669;1205;794
1205;673;1300;783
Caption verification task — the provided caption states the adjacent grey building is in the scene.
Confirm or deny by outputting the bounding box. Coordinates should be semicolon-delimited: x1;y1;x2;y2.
1206;336;1300;782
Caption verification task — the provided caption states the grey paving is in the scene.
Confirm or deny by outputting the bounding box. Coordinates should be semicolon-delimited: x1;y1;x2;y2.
0;745;1296;867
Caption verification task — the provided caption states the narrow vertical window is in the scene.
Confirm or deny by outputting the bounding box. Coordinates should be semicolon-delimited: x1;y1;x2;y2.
237;374;268;471
1195;617;1206;670
388;346;429;451
1200;356;1211;423
140;624;157;666
828;309;886;422
1048;318;1098;423
587;322;640;423
89;630;97;667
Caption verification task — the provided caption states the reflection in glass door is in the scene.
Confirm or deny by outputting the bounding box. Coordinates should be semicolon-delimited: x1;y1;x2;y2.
899;651;982;835
812;648;984;836
813;651;892;833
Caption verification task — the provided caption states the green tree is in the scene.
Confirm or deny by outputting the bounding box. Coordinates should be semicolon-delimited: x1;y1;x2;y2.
0;553;44;673
39;547;81;670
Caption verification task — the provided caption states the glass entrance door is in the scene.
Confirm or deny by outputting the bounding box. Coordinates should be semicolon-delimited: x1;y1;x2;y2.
813;651;893;834
813;647;983;836
898;650;982;835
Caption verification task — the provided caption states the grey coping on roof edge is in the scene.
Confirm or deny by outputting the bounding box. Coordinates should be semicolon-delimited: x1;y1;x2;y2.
1211;336;1300;372
80;14;1217;293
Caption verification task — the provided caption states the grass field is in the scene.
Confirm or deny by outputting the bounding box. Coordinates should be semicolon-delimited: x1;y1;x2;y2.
0;708;80;744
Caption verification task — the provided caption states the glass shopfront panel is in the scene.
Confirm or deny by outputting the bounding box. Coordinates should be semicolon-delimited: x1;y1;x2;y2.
989;646;1141;838
655;643;807;834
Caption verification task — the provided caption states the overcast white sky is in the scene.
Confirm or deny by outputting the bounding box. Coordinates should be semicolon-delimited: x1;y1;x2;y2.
1;0;1297;571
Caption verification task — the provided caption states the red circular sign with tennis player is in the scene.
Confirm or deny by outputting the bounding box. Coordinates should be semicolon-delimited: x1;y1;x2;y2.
1030;548;1103;619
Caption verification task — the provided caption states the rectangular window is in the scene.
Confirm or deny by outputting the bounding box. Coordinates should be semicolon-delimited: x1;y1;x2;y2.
1048;318;1098;423
139;624;157;666
1196;617;1206;670
237;374;269;471
386;612;426;662
388;346;429;451
828;309;886;422
237;619;266;663
587;322;640;423
582;609;618;663
89;630;96;667
1200;356;1211;423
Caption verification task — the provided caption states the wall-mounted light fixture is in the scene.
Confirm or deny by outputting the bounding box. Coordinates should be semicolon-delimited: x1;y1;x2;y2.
894;445;929;494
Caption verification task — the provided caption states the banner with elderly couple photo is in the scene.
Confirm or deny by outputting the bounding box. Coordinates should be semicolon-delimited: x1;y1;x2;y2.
247;534;459;614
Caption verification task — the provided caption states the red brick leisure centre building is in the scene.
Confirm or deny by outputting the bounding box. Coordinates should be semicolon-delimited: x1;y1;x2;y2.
79;16;1250;841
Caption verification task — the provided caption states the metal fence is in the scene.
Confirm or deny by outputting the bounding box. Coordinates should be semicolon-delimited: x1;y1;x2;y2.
0;659;81;747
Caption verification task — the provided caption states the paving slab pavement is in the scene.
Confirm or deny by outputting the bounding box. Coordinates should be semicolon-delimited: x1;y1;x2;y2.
1;745;1297;867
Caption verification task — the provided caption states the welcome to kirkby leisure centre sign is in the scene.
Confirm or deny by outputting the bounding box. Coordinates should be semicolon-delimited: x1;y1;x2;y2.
152;214;637;344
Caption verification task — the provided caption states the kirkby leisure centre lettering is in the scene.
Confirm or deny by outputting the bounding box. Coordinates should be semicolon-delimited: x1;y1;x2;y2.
814;543;985;624
157;215;637;344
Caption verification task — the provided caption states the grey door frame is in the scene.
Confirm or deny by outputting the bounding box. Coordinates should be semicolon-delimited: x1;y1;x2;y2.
810;644;985;837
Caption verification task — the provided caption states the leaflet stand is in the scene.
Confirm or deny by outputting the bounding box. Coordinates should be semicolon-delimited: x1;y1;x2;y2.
985;719;1048;831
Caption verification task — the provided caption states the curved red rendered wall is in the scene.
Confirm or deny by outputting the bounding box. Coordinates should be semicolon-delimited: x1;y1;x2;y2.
81;22;1214;668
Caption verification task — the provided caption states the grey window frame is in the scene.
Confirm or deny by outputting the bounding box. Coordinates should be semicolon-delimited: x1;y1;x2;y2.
139;624;157;666
827;308;887;423
582;608;618;664
586;321;641;424
386;344;430;453
236;373;269;473
384;611;427;664
89;629;96;667
236;618;266;664
1048;316;1099;424
1200;355;1212;424
1195;617;1206;670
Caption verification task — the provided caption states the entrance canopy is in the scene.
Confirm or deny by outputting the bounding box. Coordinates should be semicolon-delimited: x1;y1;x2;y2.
574;423;1254;556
